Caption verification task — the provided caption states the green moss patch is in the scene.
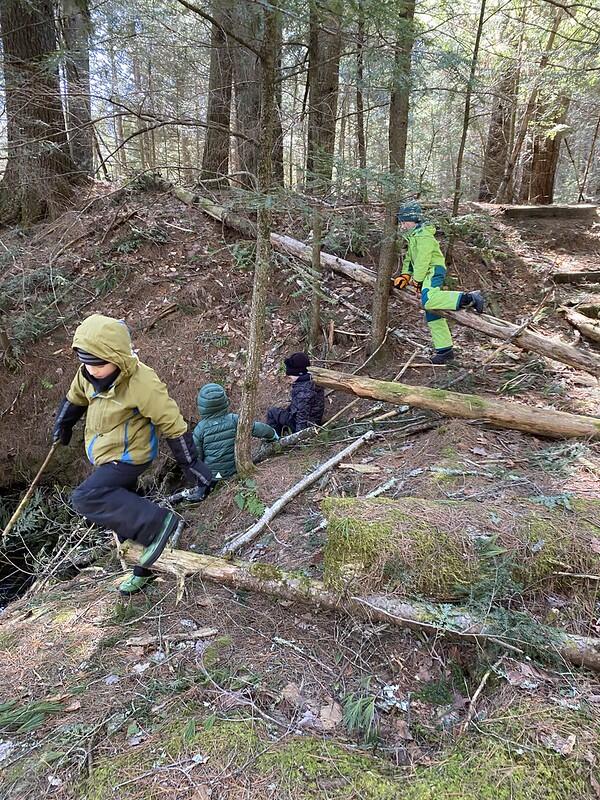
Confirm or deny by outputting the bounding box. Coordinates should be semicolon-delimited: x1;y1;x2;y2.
81;703;599;800
322;497;600;598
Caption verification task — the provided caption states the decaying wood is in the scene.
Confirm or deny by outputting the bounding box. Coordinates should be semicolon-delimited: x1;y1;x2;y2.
310;367;600;440
553;271;600;285
562;308;600;345
502;204;598;220
222;430;375;554
120;542;600;672
254;426;319;464
160;178;600;377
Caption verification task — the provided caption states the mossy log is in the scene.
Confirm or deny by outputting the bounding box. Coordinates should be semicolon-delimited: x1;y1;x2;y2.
159;178;600;378
562;309;600;345
120;541;600;671
321;496;600;598
309;367;600;440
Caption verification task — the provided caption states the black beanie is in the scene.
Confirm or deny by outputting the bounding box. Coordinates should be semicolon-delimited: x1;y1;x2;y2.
75;348;109;366
284;352;310;376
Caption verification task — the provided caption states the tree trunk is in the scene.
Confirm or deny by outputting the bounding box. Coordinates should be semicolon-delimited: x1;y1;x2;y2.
305;0;342;194
529;96;571;204
310;367;600;440
0;0;80;224
108;38;127;176
162;182;600;378
60;0;93;175
452;0;486;216
479;64;517;201
579;114;600;201
201;14;233;187
369;0;415;354
121;542;600;672
355;0;368;202
235;3;278;473
225;2;264;187
495;11;563;203
309;208;323;351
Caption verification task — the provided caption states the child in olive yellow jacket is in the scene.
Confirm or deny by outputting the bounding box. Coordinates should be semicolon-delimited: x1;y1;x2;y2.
52;314;213;595
393;202;485;364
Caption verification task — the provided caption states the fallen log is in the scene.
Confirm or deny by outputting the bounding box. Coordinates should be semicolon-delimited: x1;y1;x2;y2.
160;178;600;377
502;204;598;220
309;367;600;440
562;308;600;345
120;542;600;672
222;430;375;555
552;271;600;285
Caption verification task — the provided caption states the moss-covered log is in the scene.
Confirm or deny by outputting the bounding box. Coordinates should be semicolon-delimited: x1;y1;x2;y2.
309;367;600;440
321;496;600;598
158;177;600;377
120;541;600;671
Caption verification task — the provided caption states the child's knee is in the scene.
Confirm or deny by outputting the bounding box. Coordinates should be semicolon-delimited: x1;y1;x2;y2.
71;483;96;515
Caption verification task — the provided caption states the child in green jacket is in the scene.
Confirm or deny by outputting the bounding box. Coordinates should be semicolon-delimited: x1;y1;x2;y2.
193;384;278;478
393;202;484;364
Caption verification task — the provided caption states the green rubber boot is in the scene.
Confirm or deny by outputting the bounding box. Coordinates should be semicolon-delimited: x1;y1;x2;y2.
139;512;184;568
119;573;156;596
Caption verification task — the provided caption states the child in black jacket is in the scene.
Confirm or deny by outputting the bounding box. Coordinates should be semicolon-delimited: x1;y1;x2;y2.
266;353;325;434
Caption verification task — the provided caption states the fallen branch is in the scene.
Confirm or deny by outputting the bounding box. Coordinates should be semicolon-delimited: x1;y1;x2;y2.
160;179;600;376
222;430;375;555
562;308;600;345
309;367;600;440
254;426;319;464
120;543;600;672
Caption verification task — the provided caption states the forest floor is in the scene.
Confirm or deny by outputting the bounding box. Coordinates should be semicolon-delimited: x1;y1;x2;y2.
0;183;599;799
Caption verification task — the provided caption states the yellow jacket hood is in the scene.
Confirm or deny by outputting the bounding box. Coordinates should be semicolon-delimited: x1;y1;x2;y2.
72;315;138;377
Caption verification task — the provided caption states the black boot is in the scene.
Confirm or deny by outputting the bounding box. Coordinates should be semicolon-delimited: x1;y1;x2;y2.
460;291;485;314
431;347;455;365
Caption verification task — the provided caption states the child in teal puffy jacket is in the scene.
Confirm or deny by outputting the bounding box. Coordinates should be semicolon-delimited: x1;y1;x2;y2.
193;384;278;478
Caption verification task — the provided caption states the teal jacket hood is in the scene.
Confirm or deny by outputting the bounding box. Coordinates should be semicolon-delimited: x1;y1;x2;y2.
197;383;229;418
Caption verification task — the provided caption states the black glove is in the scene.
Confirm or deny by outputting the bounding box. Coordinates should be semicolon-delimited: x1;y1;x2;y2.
167;432;213;487
53;398;86;445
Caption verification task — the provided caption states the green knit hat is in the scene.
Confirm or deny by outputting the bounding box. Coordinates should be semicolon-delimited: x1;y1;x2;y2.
197;383;229;417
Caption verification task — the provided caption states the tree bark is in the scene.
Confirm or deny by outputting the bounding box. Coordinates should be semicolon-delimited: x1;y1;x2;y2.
121;542;600;672
235;2;278;473
309;367;600;440
60;0;93;175
162;182;600;378
355;0;368;203
479;63;517;201
452;0;486;216
562;308;600;344
495;11;563;203
0;0;80;224
528;96;571;205
305;0;343;194
224;1;264;187
201;13;233;187
309;208;323;351
369;0;415;354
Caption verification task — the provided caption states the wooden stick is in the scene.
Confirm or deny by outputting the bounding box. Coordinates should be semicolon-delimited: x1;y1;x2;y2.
221;430;375;555
460;656;504;734
310;367;600;440
254;426;319;464
1;442;59;543
120;542;600;672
